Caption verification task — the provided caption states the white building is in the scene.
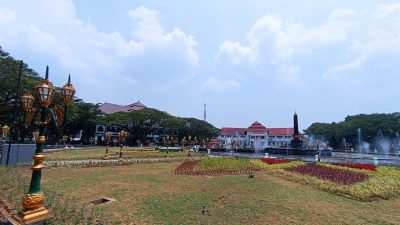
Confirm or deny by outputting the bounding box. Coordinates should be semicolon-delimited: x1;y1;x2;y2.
218;121;293;149
267;128;294;148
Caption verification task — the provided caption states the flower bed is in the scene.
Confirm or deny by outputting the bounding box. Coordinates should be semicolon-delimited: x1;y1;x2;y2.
251;159;305;170
333;163;376;171
196;157;256;171
175;158;261;176
285;164;370;185
261;158;290;164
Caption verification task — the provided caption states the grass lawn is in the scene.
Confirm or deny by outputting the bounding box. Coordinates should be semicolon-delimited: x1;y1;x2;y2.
45;147;197;161
2;162;400;225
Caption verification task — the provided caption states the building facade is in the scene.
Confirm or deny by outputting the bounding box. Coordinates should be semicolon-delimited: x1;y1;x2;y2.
218;121;293;149
95;101;146;144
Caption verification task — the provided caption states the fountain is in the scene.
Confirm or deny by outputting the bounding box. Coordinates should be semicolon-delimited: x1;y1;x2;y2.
266;112;332;156
357;128;362;153
374;130;390;154
342;138;347;152
395;132;400;156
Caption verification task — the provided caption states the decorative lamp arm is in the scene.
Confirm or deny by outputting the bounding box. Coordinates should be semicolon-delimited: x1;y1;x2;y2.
47;108;59;129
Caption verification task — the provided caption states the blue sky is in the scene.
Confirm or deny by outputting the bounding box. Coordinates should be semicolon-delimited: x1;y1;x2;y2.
1;0;400;130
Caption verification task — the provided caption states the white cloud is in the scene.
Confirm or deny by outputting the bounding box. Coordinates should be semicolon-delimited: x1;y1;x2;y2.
324;56;366;79
0;7;15;24
375;2;400;19
201;76;241;92
127;6;198;66
218;40;256;64
326;3;400;80
217;8;356;64
0;1;199;83
129;6;166;46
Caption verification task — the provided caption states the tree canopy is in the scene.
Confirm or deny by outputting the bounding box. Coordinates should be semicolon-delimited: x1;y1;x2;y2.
100;108;220;145
1;46;219;145
0;46;100;143
305;113;400;148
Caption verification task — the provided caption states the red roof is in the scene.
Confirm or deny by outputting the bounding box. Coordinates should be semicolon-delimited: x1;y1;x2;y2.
220;128;247;135
247;121;267;132
99;103;127;114
221;121;268;135
220;122;293;136
99;101;146;115
210;139;220;144
267;128;294;136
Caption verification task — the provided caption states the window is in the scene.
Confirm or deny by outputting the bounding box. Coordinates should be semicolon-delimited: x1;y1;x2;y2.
97;126;104;132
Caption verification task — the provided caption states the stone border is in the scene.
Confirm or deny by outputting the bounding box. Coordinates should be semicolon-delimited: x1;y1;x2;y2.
14;157;203;168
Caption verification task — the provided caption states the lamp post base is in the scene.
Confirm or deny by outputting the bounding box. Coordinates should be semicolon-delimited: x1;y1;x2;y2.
8;207;50;225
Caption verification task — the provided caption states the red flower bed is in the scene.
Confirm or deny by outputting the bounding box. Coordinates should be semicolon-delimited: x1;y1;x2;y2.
333;163;376;171
285;164;370;185
175;160;261;176
261;158;290;164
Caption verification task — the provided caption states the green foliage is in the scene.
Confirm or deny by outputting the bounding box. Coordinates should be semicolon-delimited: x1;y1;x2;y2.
0;46;100;144
64;99;101;140
305;113;400;148
196;157;256;171
0;46;43;141
100;108;219;145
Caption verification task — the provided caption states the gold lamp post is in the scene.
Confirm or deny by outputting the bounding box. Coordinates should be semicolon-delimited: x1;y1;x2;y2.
9;67;75;225
181;136;187;149
62;135;68;149
163;135;174;154
2;125;10;141
103;131;112;160
89;137;94;147
32;130;39;142
1;125;10;158
118;130;128;160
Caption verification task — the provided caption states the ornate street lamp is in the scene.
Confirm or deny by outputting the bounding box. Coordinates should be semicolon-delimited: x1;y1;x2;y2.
181;136;187;149
62;135;68;149
32;130;39;142
118;130;128;159
103;131;112;160
188;135;192;150
2;125;10;140
316;140;321;162
1;125;10;158
89;137;95;147
9;66;75;225
19;93;34;111
163;135;174;154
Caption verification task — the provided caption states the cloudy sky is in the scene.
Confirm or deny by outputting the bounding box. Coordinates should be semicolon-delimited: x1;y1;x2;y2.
1;0;400;130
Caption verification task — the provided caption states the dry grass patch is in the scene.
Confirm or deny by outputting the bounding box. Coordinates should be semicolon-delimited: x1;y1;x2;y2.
2;162;400;224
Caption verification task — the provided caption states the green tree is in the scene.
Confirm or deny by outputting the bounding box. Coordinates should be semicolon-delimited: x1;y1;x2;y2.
305;113;400;148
